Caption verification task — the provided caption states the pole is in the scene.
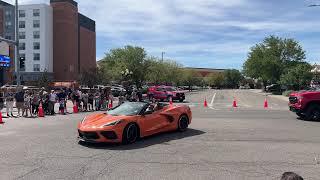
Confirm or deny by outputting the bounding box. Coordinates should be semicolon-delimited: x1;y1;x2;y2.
161;52;165;61
15;0;20;85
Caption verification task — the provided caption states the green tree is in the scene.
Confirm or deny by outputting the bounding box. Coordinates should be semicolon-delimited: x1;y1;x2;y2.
280;63;313;90
146;57;183;85
79;68;102;88
100;45;148;87
243;36;306;87
181;70;199;90
38;69;52;89
207;73;225;88
224;69;243;88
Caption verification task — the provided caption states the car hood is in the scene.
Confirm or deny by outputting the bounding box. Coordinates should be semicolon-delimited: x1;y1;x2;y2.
81;113;129;127
290;90;320;97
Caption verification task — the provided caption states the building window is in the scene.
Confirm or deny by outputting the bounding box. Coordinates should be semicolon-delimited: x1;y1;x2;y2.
5;21;12;29
19;32;25;39
33;42;40;50
34;53;40;61
5;10;11;18
5;36;11;40
19;21;25;28
33;64;40;72
33;31;40;39
33;9;40;17
33;20;40;28
19;42;25;50
19;10;26;17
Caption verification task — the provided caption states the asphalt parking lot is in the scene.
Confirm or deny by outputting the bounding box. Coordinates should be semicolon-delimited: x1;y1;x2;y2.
1;89;320;180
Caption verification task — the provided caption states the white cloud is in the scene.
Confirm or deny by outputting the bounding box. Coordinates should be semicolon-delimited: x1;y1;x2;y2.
5;0;320;67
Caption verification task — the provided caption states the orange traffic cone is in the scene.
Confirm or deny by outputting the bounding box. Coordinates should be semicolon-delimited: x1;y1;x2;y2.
233;97;238;108
38;103;44;117
204;98;208;108
73;104;79;113
264;98;269;108
169;96;173;106
0;111;4;124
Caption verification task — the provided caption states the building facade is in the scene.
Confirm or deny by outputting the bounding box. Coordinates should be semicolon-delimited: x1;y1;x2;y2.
0;1;15;86
0;0;96;85
50;0;96;82
18;4;53;82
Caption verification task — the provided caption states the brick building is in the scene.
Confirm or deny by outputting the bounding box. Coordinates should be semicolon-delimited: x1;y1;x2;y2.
0;0;96;85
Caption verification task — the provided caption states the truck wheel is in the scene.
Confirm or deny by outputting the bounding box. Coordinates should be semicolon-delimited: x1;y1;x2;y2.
305;104;320;121
296;112;305;119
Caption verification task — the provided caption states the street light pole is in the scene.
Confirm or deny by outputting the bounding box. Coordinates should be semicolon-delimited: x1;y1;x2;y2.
15;0;21;85
161;52;165;61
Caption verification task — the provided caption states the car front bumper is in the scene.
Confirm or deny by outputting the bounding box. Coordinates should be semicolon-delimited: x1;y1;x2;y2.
77;128;123;143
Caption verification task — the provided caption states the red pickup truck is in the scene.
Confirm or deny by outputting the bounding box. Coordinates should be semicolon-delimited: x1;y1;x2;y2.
289;90;320;121
147;86;185;102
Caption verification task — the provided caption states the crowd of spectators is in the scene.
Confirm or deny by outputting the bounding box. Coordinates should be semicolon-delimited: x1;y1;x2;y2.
0;87;119;118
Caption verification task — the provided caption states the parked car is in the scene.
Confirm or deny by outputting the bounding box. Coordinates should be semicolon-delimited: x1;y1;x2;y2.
148;86;185;102
111;86;126;97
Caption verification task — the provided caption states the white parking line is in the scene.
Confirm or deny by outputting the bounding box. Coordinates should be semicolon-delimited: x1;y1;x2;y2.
209;92;217;110
210;92;216;106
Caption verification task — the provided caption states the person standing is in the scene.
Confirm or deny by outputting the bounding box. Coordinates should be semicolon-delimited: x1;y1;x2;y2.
31;92;40;116
15;90;25;117
88;91;94;111
94;90;101;111
48;90;57;115
5;89;15;117
82;91;89;112
0;89;4;112
22;92;32;117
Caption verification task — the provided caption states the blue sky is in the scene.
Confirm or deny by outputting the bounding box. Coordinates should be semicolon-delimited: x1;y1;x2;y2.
10;0;320;69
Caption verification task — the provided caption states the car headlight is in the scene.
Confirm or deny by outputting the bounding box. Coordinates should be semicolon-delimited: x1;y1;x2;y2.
101;120;124;127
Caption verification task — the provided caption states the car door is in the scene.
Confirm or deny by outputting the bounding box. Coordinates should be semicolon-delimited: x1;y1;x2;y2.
140;109;170;137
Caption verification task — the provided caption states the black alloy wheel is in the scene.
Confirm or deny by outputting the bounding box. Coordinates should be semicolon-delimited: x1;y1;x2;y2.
178;115;189;132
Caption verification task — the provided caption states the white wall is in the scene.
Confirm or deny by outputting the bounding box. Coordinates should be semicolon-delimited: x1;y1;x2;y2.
18;4;53;73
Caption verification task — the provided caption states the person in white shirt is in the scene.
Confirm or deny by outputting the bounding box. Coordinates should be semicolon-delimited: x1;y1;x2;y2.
48;90;57;115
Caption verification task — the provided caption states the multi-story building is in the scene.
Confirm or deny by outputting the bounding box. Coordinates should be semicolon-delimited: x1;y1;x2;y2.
0;0;96;85
50;0;96;82
0;0;15;86
18;4;54;82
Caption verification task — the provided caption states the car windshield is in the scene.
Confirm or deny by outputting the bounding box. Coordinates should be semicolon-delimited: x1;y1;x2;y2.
166;87;176;91
107;102;147;116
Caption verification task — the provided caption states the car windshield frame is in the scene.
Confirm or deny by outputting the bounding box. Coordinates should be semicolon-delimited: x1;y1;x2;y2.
107;102;148;116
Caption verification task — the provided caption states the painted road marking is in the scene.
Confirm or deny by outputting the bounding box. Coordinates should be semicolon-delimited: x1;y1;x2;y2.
209;92;217;110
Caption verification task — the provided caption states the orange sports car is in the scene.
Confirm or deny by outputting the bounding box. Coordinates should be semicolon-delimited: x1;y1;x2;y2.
78;102;192;144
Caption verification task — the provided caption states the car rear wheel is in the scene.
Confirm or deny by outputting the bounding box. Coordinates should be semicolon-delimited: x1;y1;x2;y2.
178;115;189;132
179;99;184;103
122;123;139;144
305;104;320;121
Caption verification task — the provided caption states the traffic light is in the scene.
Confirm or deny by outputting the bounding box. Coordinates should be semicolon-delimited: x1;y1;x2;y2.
19;57;25;70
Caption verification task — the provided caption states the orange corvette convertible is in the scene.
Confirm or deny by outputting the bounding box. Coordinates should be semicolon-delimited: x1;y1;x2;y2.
78;101;192;144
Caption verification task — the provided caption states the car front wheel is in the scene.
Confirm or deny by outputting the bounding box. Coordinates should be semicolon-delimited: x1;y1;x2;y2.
178;115;189;132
